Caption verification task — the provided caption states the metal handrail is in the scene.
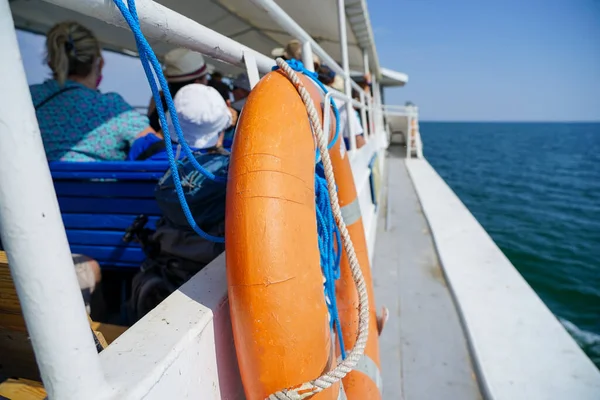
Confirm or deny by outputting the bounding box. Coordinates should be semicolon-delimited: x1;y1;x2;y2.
41;0;276;73
249;0;369;96
0;1;108;398
383;104;418;111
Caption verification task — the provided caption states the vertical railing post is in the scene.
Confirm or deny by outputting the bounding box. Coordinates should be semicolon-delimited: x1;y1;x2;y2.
359;91;368;140
368;94;374;138
243;50;260;89
362;50;371;137
372;76;383;136
337;0;356;151
371;76;380;133
406;113;412;159
302;41;315;72
0;3;107;399
413;107;423;158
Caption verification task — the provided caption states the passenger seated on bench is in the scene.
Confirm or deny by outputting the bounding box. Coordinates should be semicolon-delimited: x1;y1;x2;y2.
230;73;251;113
30;21;154;161
208;71;231;102
217;72;252;148
317;65;366;149
129;83;232;160
147;49;238;134
128;84;232;320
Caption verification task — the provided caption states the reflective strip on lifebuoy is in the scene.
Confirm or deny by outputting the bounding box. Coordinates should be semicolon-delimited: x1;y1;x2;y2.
340;197;362;227
337;354;382;394
337;384;348;400
354;354;383;393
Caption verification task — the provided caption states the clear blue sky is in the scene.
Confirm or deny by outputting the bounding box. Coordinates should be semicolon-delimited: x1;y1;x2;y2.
371;0;600;121
16;0;600;121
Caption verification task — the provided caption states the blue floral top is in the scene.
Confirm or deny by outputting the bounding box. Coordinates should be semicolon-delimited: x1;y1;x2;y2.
30;80;150;161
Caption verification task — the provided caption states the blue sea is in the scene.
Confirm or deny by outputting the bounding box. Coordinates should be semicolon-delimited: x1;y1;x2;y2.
421;122;600;367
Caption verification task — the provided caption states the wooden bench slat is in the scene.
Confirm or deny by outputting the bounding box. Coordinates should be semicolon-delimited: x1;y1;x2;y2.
54;181;156;198
49;160;169;172
52;171;166;180
0;252;128;383
66;230;138;247
58;197;161;215
0;378;47;399
62;214;159;231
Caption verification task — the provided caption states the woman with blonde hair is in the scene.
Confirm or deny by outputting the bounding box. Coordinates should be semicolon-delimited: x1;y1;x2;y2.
30;21;154;161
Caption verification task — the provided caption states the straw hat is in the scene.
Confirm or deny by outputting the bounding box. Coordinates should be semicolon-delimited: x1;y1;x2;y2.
271;39;302;60
163;48;208;83
331;75;345;92
271;39;321;68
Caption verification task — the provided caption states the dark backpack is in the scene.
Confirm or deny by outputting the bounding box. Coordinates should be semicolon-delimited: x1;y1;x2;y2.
127;152;229;322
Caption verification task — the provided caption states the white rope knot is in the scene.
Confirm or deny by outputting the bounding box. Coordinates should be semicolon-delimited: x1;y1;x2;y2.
266;59;370;400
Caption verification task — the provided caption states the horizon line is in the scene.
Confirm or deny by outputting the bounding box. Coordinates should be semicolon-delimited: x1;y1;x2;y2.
419;120;600;124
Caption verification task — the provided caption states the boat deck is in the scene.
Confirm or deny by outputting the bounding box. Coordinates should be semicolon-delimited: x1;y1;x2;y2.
373;146;482;400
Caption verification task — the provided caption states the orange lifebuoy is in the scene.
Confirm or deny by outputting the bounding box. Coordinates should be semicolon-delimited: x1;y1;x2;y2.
226;70;340;400
329;134;382;398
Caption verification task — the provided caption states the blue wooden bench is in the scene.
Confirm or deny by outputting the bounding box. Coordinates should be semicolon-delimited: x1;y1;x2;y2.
50;161;169;269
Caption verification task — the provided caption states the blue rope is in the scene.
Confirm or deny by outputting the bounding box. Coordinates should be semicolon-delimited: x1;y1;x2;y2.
113;0;224;243
315;164;346;360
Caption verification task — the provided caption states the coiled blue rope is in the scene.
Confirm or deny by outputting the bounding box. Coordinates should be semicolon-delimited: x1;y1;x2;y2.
315;164;346;360
113;0;225;243
273;60;346;358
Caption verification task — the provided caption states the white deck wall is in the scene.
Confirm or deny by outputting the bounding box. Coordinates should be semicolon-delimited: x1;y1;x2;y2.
99;254;244;399
406;158;600;400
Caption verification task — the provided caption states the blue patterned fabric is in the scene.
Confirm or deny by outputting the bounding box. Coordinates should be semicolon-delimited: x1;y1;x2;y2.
155;152;230;232
30;80;150;161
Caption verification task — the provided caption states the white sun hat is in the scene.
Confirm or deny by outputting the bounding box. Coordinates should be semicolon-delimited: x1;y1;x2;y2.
166;84;232;149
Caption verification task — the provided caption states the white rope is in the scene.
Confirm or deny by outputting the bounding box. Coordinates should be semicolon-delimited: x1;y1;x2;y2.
267;58;370;400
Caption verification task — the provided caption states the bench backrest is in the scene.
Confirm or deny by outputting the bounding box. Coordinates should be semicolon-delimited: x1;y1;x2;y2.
50;161;168;269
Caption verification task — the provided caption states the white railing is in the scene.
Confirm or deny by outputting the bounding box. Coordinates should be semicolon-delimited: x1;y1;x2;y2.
382;104;422;158
382;104;418;116
2;0;393;398
406;114;423;159
0;1;109;398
